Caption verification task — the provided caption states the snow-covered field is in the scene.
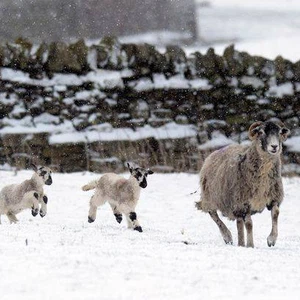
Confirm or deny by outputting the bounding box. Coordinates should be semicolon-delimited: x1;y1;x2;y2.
1;170;300;300
193;0;300;61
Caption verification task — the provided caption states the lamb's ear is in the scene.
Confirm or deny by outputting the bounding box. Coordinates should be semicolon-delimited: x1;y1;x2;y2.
127;162;133;174
147;169;154;175
281;127;290;141
248;121;264;140
31;163;38;172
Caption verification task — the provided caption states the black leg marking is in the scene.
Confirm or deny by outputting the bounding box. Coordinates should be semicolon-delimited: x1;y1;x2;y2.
134;226;143;232
129;212;137;221
88;216;95;223
32;208;38;217
114;213;123;224
43;195;48;204
34;192;39;200
40;210;45;218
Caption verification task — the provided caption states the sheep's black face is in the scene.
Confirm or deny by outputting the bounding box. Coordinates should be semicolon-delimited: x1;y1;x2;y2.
33;165;53;185
127;163;154;188
251;121;290;156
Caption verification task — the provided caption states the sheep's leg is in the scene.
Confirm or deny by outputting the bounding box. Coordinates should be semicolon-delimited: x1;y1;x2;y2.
88;203;98;223
23;192;40;217
244;214;254;248
109;204;122;224
88;194;106;223
39;195;48;218
267;204;279;247
236;218;245;247
126;211;142;232
7;212;18;224
209;211;232;244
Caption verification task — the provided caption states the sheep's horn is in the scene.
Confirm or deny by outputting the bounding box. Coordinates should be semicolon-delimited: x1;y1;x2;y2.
248;121;263;140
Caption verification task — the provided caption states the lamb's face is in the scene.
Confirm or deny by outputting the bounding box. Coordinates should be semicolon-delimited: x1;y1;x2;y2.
127;163;154;188
249;121;290;156
35;166;53;185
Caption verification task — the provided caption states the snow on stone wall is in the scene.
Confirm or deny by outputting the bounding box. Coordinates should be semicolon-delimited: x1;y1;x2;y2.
0;38;300;174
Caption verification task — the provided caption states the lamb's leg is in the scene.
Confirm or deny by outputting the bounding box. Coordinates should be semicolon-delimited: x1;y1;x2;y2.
126;211;142;232
267;204;279;247
23;192;40;217
39;195;48;218
236;218;245;247
244;214;254;248
109;204;122;224
209;211;232;244
7;212;18;224
88;194;106;223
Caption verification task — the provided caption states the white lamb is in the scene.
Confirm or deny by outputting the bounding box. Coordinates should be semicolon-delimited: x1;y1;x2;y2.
0;164;52;224
82;163;153;232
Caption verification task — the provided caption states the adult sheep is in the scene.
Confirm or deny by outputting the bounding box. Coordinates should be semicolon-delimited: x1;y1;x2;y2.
196;121;290;247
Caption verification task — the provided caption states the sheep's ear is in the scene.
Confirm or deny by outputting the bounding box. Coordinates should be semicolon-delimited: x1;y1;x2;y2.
127;162;133;174
281;127;290;141
248;121;264;140
31;163;38;172
147;169;154;175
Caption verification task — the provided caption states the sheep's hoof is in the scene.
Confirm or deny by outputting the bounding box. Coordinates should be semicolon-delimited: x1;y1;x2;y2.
267;235;276;247
134;226;143;232
114;214;122;224
40;210;46;218
31;209;38;217
88;216;95;223
223;232;233;245
224;240;233;245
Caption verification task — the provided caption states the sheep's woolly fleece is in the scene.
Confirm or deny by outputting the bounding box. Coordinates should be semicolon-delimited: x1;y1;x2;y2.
0;170;300;300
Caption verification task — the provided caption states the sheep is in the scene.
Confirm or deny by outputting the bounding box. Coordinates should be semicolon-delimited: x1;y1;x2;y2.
82;163;153;232
0;164;52;224
196;120;290;247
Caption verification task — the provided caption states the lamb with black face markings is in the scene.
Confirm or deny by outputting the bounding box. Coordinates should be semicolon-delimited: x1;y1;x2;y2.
82;163;154;232
0;164;52;224
196;120;290;248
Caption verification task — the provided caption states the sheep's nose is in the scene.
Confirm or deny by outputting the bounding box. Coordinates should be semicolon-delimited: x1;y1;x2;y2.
271;145;278;150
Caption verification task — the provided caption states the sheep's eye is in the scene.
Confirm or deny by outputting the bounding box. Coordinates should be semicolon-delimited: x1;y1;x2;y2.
41;171;47;176
137;171;142;177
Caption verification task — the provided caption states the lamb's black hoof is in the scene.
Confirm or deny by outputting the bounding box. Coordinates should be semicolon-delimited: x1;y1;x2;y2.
134;226;143;232
40;211;46;218
32;209;38;217
88;216;95;223
115;214;122;224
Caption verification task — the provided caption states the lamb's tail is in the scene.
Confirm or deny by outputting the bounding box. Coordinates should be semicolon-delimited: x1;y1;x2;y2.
82;180;98;191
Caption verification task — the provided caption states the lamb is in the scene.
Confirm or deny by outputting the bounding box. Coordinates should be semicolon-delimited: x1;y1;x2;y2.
0;164;52;224
82;163;153;232
196;120;290;247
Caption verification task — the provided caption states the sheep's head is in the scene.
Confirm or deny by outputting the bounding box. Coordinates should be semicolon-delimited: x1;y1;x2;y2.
32;164;53;185
248;121;290;156
127;163;154;188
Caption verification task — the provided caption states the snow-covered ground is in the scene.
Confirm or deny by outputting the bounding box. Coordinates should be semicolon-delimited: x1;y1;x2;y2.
1;170;300;300
192;0;300;61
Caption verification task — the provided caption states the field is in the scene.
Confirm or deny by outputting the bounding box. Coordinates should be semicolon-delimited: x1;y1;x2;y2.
0;170;300;300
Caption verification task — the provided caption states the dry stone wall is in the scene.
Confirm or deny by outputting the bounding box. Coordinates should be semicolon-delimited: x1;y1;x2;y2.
0;38;300;174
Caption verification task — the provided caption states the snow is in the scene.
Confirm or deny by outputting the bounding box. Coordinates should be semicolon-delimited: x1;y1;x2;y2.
198;131;236;150
285;136;300;153
240;76;264;89
129;74;211;91
0;68;133;89
266;82;294;98
192;0;300;62
0;170;300;300
48;123;197;145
